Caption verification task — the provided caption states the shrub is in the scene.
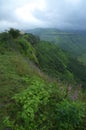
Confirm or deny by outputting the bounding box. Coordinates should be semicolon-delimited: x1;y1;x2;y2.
3;78;85;130
56;99;85;130
8;28;20;39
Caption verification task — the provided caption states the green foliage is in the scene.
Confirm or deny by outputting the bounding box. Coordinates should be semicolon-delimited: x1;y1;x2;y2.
8;28;20;38
0;30;38;64
0;32;15;54
34;41;86;88
3;78;85;130
35;41;76;84
15;38;38;64
56;100;85;130
23;33;40;45
0;29;86;130
0;53;39;129
4;77;50;130
30;28;86;57
68;57;86;88
78;53;86;65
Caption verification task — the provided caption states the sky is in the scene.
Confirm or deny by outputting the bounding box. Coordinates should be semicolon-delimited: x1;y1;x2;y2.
0;0;86;31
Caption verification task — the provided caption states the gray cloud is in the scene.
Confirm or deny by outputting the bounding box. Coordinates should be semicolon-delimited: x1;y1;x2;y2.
0;0;86;31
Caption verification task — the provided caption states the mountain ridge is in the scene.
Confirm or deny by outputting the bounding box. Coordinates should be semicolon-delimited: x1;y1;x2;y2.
27;28;86;61
0;28;86;130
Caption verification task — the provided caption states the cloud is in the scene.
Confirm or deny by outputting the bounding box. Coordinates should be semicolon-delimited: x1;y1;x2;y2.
0;0;86;31
15;0;46;25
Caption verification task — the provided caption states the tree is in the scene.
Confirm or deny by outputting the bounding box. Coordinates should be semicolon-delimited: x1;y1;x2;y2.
8;28;20;38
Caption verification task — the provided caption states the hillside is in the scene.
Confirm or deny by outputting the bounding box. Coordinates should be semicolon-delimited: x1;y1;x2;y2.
27;28;86;65
78;53;86;65
34;41;86;88
0;29;86;130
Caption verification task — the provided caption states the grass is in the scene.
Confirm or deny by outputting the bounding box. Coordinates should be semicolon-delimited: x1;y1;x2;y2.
78;53;86;65
0;30;86;130
0;52;38;126
0;51;56;127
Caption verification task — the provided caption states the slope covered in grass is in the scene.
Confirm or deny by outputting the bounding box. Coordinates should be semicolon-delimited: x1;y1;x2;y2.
34;41;86;88
78;53;86;65
0;29;86;130
3;76;85;130
0;29;40;128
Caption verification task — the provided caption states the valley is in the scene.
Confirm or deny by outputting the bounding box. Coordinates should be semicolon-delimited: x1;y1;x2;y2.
28;28;86;65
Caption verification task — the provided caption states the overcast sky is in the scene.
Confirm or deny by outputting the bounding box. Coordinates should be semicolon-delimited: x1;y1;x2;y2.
0;0;86;31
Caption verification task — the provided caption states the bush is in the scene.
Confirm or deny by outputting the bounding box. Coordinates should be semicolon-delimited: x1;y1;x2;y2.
15;38;38;64
56;100;85;130
3;77;85;130
8;28;20;38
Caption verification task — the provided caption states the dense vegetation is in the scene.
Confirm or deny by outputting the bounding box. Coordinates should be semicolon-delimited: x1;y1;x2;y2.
78;54;86;65
28;28;86;64
34;41;86;88
0;29;86;130
3;77;85;130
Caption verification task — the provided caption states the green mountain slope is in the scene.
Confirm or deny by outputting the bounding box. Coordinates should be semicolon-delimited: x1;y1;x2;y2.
27;28;86;60
78;53;86;65
0;29;86;130
34;41;86;88
34;41;75;83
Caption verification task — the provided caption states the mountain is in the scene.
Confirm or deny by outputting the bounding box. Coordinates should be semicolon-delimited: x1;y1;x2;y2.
0;29;86;130
27;28;86;65
35;41;86;88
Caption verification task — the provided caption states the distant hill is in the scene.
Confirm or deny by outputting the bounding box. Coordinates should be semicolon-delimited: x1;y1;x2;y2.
27;28;86;63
